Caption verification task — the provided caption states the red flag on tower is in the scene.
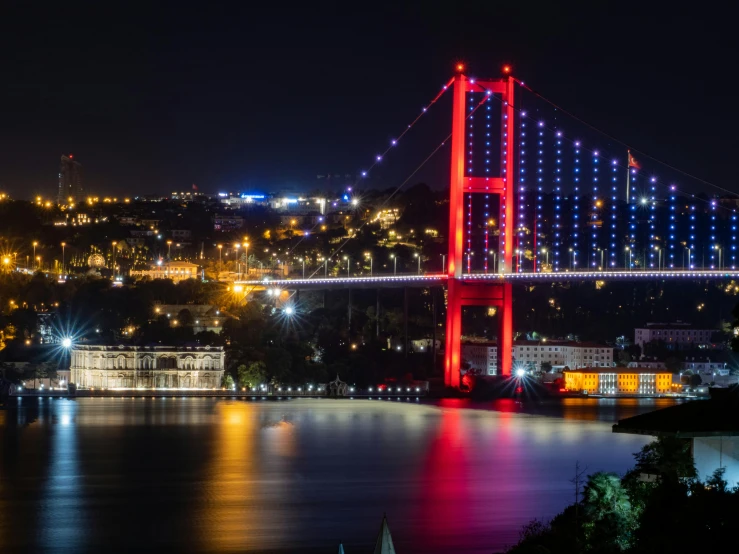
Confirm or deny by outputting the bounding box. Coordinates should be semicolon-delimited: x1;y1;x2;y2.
628;150;641;170
192;183;198;191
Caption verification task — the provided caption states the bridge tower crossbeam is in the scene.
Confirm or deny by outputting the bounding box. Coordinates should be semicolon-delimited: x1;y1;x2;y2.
444;71;515;387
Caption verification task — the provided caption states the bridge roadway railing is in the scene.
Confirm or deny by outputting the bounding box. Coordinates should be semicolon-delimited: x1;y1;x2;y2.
236;269;739;289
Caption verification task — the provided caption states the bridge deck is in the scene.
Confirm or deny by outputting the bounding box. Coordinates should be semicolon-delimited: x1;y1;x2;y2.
236;270;739;289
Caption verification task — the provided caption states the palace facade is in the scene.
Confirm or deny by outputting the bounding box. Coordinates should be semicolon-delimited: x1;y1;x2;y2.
70;345;225;389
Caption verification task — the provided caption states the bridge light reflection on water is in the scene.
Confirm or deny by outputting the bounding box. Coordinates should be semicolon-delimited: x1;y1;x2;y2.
0;397;673;553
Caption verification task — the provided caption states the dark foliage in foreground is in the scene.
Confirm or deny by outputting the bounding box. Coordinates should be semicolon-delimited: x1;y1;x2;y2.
507;437;739;554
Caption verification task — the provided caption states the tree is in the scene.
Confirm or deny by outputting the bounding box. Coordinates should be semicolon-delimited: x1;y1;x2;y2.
265;348;292;383
222;373;235;389
581;472;635;552
704;467;728;493
177;308;194;326
617;350;631;366
237;361;267;388
664;356;681;373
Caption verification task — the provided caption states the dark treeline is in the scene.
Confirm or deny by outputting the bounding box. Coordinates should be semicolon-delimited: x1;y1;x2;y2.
507;437;739;554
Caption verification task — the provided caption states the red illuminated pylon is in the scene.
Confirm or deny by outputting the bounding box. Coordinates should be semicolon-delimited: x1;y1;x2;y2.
444;70;515;387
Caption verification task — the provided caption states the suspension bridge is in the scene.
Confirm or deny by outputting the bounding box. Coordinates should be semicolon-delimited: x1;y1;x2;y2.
238;65;739;388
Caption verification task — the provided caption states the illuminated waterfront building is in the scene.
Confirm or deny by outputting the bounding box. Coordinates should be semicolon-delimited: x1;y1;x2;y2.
130;261;200;282
462;341;613;375
564;367;672;395
70;345;225;389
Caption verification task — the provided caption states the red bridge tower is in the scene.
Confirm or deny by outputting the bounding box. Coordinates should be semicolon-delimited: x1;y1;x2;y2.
444;69;515;387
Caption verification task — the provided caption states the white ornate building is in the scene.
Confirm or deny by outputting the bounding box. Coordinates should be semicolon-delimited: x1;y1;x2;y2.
129;261;200;283
70;345;225;389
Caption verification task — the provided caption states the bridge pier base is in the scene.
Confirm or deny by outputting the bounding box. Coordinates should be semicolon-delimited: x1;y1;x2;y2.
444;280;512;388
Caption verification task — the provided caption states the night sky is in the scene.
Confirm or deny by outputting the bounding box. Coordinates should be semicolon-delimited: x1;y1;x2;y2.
1;2;737;198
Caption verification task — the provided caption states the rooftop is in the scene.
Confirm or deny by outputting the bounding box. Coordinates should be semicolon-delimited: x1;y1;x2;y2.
639;322;711;330
613;387;739;438
71;344;223;352
566;367;672;374
462;340;611;348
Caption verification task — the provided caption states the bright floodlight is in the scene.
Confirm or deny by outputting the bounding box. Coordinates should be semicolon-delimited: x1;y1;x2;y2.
284;306;294;316
515;368;526;378
61;338;72;348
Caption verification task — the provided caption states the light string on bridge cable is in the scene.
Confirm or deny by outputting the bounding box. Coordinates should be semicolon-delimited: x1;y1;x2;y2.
609;159;618;267
489;77;739;226
511;76;739;199
517;109;527;273
648;177;657;268
490;84;739;273
362;76;456;179
536;121;544;271
571;141;581;270
484;92;492;272
731;211;737;270
295;86;498;284
628;167;637;267
688;200;697;269
270;76;455;272
466;91;475;272
590;150;600;269
668;185;677;268
496;76;739;273
502;95;510;274
709;199;718;269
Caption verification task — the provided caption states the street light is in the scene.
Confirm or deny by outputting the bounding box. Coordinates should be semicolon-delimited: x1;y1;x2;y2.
61;337;72;348
217;244;223;275
365;252;373;276
685;246;692;270
299;257;305;278
61;242;66;275
539;248;549;267
625;246;632;271
568;248;574;270
233;243;241;279
32;241;38;269
111;241;116;275
441;254;446;274
414;252;421;274
390;254;398;275
167;240;173;259
243;241;250;276
342;255;350;277
654;246;662;270
714;244;722;270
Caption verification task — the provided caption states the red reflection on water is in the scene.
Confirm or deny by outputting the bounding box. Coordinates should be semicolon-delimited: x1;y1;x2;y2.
492;399;520;413
413;408;474;550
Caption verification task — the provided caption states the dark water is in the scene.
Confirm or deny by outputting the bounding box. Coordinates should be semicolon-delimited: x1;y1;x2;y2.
0;397;676;553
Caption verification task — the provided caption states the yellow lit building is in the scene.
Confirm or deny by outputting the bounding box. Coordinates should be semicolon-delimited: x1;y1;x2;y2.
564;368;672;395
130;261;200;283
